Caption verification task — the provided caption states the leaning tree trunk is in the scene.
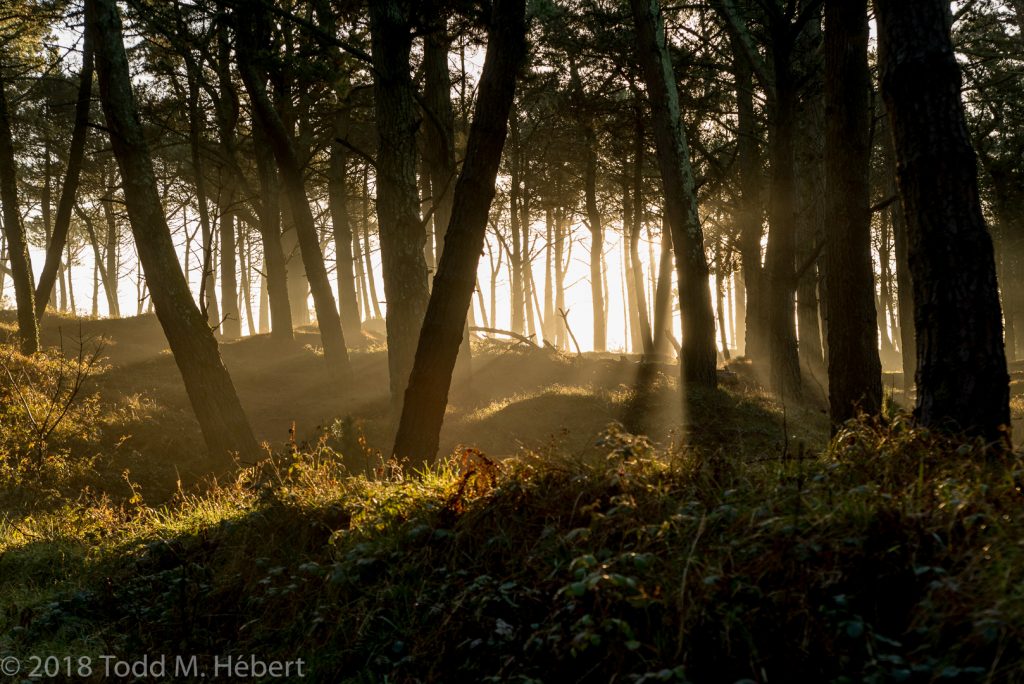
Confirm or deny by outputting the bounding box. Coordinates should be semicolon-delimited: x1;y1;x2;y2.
392;0;526;467
823;0;882;427
236;11;350;380
874;0;1010;444
631;0;718;388
369;0;431;407
87;0;258;459
0;69;39;354
36;29;93;320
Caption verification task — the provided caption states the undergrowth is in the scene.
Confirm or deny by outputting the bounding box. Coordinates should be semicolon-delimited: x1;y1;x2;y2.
1;417;1022;683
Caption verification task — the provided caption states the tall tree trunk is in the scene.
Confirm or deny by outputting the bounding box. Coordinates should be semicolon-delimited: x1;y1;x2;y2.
236;11;350;380
36;31;93;320
329;100;361;335
629;102;654;355
554;207;568;349
361;167;384;320
509;115;526;335
631;0;718;387
0;69;39;353
731;30;766;363
253;122;293;341
392;0;526;466
87;0;258;458
584;138;607;352
874;0;1009;443
543;206;555;342
824;0;882;425
652;221;675;356
765;29;802;399
795;20;827;380
217;184;241;339
369;0;431;406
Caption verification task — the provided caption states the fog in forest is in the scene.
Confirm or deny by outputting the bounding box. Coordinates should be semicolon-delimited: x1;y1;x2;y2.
1;0;1022;681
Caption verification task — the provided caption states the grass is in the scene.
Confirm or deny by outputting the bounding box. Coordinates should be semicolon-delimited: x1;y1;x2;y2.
1;415;1022;683
1;313;1021;682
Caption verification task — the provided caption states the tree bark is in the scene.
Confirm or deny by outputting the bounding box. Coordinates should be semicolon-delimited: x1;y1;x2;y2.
87;0;258;458
0;68;39;353
369;0;431;406
631;0;718;387
874;0;1010;444
823;0;882;426
392;0;526;466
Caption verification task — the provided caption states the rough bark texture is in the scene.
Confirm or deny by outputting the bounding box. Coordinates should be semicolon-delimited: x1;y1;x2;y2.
87;0;258;459
391;0;526;467
236;11;350;380
823;0;882;426
631;0;718;387
369;0;431;406
36;30;93;320
874;0;1010;443
0;69;39;353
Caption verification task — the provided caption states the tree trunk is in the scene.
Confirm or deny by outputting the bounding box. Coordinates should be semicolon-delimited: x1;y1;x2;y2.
361;167;384;320
329;100;361;336
794;20;827;381
236;11;350;379
392;0;526;466
631;0;718;387
584;138;607;352
765;28;802;399
630;101;654;356
731;30;765;363
652;220;675;356
369;0;431;406
217;185;241;339
874;0;1009;443
251;122;293;341
0;69;39;353
823;0;882;426
36;30;93;320
87;0;258;459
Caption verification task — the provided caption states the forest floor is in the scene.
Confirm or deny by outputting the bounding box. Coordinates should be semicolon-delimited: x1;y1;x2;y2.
2;313;1023;682
3;311;831;505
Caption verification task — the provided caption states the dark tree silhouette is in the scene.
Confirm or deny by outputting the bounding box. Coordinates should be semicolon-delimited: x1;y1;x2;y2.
874;0;1010;444
631;0;718;388
0;66;40;354
823;0;882;425
87;0;259;459
392;0;527;467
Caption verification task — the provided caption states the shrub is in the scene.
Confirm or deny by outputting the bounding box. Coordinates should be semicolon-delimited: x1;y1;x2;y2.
0;337;106;493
